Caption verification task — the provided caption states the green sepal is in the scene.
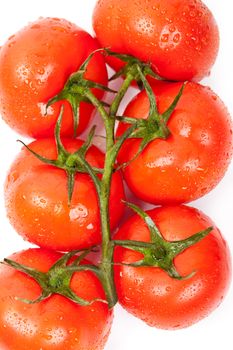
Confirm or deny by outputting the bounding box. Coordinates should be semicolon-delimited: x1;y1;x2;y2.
143;65;164;81
105;49;164;83
2;250;106;306
169;227;213;257
79;48;105;72
162;83;186;123
123;201;163;241
54;106;69;157
17;140;58;167
113;202;213;280
46;48;115;137
16;291;52;305
116;79;186;170
19;108;103;205
109;67;126;82
105;49;140;64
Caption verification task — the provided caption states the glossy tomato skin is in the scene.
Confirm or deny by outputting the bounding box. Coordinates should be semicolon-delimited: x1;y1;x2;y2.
114;205;231;329
93;0;219;81
0;17;107;138
5;139;125;251
117;82;233;205
0;249;113;350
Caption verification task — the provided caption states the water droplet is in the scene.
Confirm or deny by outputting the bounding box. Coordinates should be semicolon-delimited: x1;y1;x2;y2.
161;34;169;42
69;204;88;222
31;24;41;30
169;25;176;33
189;11;196;17
173;33;181;43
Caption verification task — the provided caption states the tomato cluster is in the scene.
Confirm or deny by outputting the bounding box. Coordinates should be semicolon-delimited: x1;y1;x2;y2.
0;1;232;349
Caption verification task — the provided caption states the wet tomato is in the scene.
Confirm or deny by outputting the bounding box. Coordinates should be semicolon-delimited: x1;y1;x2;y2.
0;248;113;350
0;17;107;138
93;0;219;81
117;82;233;204
5;139;125;251
114;205;231;329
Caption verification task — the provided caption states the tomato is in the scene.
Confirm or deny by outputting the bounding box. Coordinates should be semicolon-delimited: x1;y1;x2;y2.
0;248;113;350
117;82;233;204
93;0;219;81
0;17;107;138
5;138;125;251
114;205;231;329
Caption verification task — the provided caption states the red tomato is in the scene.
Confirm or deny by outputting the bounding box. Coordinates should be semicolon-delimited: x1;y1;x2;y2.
93;0;219;81
117;82;233;204
0;17;107;138
5;139;125;251
114;205;231;329
0;248;113;350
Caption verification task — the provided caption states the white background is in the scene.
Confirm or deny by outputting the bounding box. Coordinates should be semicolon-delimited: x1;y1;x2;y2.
0;1;232;349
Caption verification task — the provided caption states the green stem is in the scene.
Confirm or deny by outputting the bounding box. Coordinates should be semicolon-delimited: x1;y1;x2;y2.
109;72;134;117
84;73;135;307
83;89;114;150
98;163;116;307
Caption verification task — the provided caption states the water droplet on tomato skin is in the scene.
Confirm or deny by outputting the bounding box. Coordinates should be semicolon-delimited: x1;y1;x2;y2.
189;11;196;18
8;41;16;48
69;204;89;222
31;24;41;30
160;9;166;16
6;171;19;185
44;334;53;341
51;17;62;22
37;67;45;75
173;33;181;44
195;45;202;52
31;195;48;209
169;25;176;33
152;5;159;11
161;34;169;43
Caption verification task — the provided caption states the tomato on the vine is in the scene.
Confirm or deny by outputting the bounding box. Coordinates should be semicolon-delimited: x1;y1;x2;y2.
0;248;113;350
5;138;125;251
93;0;219;81
0;1;231;345
114;205;231;329
0;17;107;138
117;82;233;205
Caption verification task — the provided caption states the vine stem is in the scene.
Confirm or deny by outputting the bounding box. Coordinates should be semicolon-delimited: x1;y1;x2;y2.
84;73;135;307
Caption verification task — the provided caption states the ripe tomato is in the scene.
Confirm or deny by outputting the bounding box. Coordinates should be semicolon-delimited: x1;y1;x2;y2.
114;205;231;329
93;0;219;81
5;139;125;251
0;17;107;138
117;82;233;204
0;248;113;350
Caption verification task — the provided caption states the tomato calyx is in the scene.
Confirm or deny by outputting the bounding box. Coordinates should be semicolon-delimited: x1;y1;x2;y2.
18;107;103;205
106;54;186;171
113;202;213;280
116;81;185;170
46;49;115;136
2;249;106;306
106;50;163;88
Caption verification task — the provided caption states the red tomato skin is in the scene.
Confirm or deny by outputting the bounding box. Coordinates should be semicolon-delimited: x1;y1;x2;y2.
93;0;219;81
0;17;108;138
0;248;113;350
5;139;125;251
114;205;231;329
117;82;233;205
